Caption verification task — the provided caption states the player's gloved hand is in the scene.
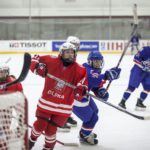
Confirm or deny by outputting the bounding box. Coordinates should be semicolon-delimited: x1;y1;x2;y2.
35;63;47;77
141;60;150;72
94;87;109;101
105;67;121;81
74;83;88;101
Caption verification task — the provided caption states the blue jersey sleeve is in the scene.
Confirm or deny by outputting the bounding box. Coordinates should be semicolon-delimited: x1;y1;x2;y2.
83;63;105;90
134;46;150;63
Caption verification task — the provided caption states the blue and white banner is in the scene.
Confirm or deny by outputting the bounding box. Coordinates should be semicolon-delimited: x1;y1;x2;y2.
52;41;65;51
52;41;99;51
80;41;99;51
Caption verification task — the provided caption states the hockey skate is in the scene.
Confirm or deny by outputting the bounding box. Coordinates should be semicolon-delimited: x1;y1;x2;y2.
91;132;97;138
67;116;77;127
29;138;36;150
57;123;71;132
135;98;146;111
118;100;126;109
79;132;98;145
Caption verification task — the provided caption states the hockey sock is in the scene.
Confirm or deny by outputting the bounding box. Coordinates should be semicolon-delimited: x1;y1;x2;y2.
80;112;98;136
44;124;57;148
31;118;48;140
123;87;135;101
139;90;148;102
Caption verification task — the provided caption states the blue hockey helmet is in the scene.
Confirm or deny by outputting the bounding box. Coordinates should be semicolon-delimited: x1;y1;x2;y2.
87;51;104;69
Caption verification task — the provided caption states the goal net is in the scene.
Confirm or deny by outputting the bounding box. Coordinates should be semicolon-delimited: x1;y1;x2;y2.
0;91;28;150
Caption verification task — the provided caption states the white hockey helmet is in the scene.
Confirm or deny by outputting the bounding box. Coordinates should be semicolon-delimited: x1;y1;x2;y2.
59;42;77;55
66;36;80;51
0;64;9;81
59;42;77;64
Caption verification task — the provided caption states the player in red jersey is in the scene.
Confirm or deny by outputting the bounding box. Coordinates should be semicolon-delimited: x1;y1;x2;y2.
0;64;23;93
29;42;88;150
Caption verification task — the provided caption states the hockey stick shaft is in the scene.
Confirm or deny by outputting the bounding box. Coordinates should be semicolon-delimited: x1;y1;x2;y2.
117;3;138;68
0;53;31;89
88;93;146;120
28;125;79;146
47;73;150;120
106;4;139;90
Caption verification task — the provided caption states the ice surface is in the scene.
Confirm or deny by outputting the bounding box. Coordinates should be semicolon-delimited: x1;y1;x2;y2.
1;53;150;150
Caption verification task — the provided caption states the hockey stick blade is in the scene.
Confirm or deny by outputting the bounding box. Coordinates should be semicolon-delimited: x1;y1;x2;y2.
28;125;79;147
57;141;79;147
0;53;31;89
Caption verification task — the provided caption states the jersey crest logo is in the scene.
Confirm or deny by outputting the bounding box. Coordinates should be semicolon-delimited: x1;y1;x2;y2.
55;81;65;91
90;70;99;78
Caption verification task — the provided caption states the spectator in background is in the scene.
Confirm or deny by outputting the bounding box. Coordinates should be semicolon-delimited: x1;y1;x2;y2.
130;33;141;55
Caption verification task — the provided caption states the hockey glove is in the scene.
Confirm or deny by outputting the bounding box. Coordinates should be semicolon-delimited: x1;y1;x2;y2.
94;87;109;101
105;67;121;81
74;84;88;101
141;60;150;72
35;63;47;78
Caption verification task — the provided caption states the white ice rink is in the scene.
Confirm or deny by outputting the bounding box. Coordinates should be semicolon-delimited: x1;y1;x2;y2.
1;53;150;150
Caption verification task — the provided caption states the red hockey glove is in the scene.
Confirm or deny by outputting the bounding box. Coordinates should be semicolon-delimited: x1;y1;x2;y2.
35;63;47;78
74;83;88;101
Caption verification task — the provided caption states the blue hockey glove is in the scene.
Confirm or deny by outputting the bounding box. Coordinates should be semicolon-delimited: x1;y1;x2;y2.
105;67;121;81
94;87;109;101
141;60;150;72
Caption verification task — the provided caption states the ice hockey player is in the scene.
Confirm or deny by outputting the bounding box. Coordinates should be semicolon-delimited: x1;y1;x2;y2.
58;36;80;132
118;46;150;110
29;42;88;150
73;51;121;145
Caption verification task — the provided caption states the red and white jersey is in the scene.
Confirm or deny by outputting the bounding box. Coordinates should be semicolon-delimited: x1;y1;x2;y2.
0;75;23;94
30;55;87;117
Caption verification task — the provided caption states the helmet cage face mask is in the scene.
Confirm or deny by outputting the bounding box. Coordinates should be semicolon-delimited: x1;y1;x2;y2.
59;42;77;64
90;59;104;69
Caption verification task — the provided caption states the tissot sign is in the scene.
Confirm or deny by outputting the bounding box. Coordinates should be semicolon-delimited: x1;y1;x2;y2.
9;42;47;48
0;40;52;52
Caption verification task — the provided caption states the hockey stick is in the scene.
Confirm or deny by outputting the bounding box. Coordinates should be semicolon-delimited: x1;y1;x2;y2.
88;93;150;120
106;4;139;90
5;57;11;64
47;73;150;120
28;125;79;147
0;52;31;89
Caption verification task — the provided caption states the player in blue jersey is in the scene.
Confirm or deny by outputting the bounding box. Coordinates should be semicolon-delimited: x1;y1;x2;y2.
118;46;150;110
130;34;140;55
72;51;121;145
